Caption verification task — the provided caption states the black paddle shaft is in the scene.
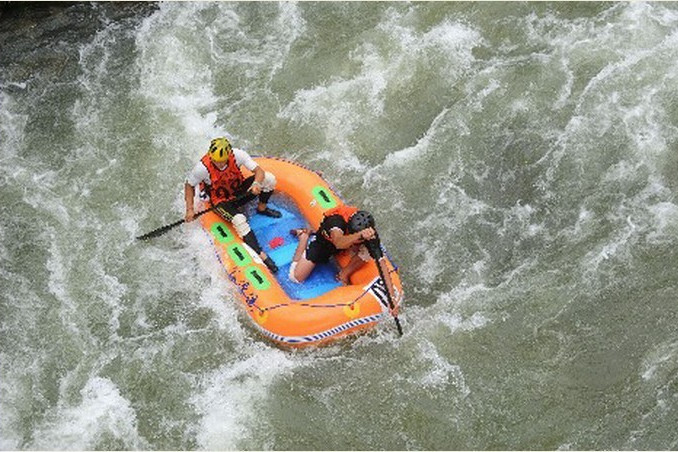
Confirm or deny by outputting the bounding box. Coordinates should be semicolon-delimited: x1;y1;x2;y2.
136;192;254;241
366;234;403;336
136;206;215;240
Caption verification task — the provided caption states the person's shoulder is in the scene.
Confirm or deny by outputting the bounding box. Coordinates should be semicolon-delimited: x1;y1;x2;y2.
232;147;250;158
189;157;206;170
233;148;258;169
193;158;209;172
186;159;210;185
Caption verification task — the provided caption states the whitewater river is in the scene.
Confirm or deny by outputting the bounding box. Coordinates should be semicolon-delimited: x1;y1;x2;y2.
1;2;678;450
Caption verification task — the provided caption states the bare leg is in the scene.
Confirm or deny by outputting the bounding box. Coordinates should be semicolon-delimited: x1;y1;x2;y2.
337;252;367;285
293;230;311;261
290;229;316;283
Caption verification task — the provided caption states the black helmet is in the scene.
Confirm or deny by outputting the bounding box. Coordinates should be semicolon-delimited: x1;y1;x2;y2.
348;210;374;233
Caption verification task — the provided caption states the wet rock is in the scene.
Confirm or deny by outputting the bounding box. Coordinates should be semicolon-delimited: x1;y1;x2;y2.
0;2;157;86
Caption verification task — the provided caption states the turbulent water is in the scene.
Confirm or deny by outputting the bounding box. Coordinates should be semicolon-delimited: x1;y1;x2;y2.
2;2;678;450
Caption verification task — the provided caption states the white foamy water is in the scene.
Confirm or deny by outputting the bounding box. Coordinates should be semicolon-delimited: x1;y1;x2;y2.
2;2;678;450
191;346;297;450
29;377;148;450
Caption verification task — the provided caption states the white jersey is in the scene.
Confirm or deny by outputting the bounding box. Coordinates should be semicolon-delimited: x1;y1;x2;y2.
185;148;258;187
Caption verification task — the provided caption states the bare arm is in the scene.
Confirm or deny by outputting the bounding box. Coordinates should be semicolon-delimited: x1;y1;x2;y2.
249;166;265;195
184;183;196;222
330;227;376;250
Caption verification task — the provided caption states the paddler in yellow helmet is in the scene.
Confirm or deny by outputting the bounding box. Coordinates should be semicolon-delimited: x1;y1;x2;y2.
184;137;280;273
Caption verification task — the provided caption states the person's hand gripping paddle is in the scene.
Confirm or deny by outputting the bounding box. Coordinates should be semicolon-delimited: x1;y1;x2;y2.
350;211;402;337
136;193;249;241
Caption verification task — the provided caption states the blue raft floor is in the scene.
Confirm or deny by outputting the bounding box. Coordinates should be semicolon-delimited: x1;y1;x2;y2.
244;197;342;300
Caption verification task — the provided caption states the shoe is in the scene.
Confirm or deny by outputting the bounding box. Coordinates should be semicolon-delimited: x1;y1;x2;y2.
263;256;278;273
257;207;282;218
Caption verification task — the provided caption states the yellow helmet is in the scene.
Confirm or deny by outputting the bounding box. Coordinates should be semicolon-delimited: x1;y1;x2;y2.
208;137;232;163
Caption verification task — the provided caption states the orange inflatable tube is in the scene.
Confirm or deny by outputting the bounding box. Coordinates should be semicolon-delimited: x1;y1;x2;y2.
199;157;403;347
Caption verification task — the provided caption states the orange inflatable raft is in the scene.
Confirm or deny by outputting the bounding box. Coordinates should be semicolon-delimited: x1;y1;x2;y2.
198;157;403;347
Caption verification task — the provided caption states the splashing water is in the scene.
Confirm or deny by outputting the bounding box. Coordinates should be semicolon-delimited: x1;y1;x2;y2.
1;2;678;450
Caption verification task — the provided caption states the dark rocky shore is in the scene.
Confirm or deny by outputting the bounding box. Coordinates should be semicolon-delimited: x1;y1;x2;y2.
0;2;157;84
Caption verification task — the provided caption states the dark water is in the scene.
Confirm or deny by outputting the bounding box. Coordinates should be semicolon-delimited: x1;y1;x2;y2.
1;2;678;450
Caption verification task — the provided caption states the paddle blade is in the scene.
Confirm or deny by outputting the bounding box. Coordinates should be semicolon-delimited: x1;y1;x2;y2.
365;238;383;259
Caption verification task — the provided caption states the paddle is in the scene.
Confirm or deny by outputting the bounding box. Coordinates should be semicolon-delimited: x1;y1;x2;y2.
136;206;216;240
366;233;403;337
136;192;251;241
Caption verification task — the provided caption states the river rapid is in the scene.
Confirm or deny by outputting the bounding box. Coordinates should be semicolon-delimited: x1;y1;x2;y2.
1;2;678;450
